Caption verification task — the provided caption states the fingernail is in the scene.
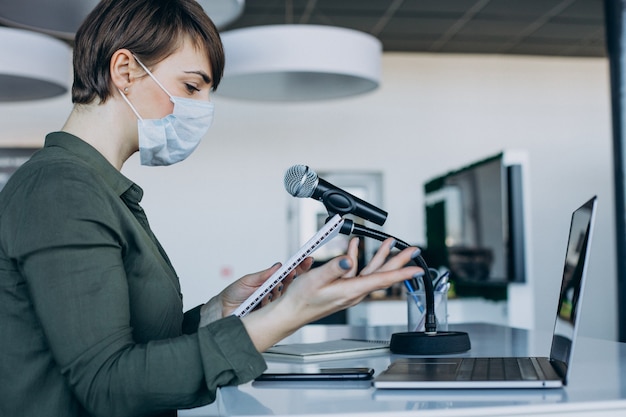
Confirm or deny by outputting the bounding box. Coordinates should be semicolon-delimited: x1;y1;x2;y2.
277;284;284;292
413;271;425;279
411;248;422;259
268;293;273;301
389;239;397;250
272;262;281;268
339;258;351;270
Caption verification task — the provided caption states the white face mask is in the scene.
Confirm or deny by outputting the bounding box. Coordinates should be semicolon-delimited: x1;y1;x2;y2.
119;55;214;166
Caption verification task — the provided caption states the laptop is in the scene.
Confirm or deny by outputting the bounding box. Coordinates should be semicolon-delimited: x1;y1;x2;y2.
374;196;597;389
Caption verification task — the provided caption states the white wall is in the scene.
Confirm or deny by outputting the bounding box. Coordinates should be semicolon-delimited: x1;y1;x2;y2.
0;52;616;340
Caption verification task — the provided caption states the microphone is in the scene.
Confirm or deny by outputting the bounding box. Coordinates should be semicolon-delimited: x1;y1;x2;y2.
284;165;388;226
283;164;470;354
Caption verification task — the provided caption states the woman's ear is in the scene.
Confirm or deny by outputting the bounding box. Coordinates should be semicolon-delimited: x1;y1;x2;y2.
110;49;134;92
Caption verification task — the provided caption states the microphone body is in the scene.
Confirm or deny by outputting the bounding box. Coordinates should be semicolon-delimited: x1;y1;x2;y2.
284;165;388;226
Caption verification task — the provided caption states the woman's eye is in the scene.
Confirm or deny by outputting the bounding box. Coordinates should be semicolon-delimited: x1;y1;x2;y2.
185;83;200;94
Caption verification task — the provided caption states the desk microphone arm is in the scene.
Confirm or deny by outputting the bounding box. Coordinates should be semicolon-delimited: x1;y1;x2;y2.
339;220;437;333
337;218;471;355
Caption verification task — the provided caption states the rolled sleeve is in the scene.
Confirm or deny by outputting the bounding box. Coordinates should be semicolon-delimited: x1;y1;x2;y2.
199;315;267;389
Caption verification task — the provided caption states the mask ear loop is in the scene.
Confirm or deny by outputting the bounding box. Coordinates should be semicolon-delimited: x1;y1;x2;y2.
118;88;143;120
132;54;175;101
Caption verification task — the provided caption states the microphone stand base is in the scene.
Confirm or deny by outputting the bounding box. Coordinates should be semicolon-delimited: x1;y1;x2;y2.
390;331;471;355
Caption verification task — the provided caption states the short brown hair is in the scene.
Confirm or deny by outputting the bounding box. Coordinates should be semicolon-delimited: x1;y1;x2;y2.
72;0;225;104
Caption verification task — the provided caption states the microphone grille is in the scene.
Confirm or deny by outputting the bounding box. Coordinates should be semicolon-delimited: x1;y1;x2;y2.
284;165;318;198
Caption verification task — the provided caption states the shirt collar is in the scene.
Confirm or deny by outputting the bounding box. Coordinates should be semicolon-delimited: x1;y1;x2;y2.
44;131;141;201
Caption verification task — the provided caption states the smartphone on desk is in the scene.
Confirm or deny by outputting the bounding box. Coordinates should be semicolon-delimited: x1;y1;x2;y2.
254;367;374;382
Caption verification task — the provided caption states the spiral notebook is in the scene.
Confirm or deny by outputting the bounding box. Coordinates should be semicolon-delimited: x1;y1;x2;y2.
232;214;344;317
263;339;390;362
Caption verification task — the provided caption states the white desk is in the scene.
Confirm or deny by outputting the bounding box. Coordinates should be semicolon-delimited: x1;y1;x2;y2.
180;323;626;417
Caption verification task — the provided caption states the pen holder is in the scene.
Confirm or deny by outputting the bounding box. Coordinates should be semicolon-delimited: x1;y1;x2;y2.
407;290;448;332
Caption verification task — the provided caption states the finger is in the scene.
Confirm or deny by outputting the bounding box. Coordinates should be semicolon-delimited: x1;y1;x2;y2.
260;292;273;307
271;284;282;301
298;253;354;287
293;257;314;278
246;262;284;308
243;262;281;290
265;262;282;277
281;256;313;293
265;255;312;301
307;263;423;313
342;237;360;278
376;247;423;274
359;238;397;276
280;273;294;292
340;266;424;300
280;257;313;285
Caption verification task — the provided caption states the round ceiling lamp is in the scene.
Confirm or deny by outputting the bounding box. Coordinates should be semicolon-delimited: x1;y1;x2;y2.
0;27;72;102
0;0;94;41
199;0;245;29
0;0;245;41
218;25;382;102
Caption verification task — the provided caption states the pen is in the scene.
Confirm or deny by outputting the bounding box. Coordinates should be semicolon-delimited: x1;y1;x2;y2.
434;271;450;291
404;280;425;313
435;273;449;292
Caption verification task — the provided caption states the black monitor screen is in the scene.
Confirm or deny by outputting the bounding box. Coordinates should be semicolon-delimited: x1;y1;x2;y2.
424;153;525;296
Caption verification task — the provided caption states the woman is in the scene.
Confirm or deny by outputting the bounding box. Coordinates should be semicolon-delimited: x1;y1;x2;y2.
0;1;422;416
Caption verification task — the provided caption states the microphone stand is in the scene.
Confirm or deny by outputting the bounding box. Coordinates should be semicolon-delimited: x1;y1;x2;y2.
338;218;471;355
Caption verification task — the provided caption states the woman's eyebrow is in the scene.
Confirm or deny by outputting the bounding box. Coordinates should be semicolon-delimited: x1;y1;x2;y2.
184;70;212;85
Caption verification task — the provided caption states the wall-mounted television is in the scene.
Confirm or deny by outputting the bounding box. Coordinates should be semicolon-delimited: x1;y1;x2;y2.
423;152;526;299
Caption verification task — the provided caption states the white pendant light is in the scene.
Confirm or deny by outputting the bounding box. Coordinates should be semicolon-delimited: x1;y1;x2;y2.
0;0;96;41
0;0;245;102
0;27;72;102
218;24;382;101
0;0;245;40
198;0;245;29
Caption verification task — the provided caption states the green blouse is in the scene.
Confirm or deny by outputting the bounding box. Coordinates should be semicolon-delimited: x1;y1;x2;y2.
0;132;266;417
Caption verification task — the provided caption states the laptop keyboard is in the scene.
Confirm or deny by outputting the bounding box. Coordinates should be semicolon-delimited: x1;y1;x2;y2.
457;358;541;381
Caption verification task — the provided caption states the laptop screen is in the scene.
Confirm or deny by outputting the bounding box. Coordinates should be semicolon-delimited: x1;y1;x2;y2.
549;196;597;384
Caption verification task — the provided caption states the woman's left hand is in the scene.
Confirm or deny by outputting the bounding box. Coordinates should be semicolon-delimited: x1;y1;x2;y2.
216;256;314;317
